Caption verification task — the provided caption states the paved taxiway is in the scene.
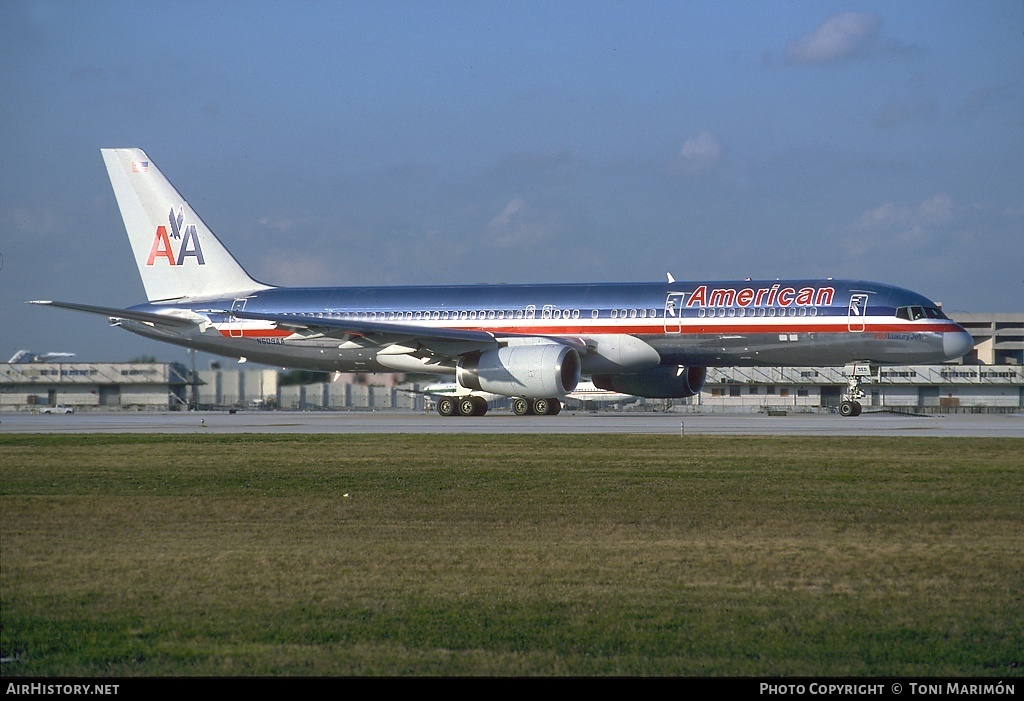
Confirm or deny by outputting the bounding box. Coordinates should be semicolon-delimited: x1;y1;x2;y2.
1;410;1020;437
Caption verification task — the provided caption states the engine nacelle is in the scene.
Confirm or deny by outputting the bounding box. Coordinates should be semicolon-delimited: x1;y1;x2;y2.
457;344;581;399
592;365;707;399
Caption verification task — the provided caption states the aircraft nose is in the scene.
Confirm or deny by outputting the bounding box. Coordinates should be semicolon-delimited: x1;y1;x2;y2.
944;329;974;360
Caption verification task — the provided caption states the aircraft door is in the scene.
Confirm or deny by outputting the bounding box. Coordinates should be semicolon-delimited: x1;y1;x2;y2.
664;292;685;334
230;298;247;338
847;293;869;332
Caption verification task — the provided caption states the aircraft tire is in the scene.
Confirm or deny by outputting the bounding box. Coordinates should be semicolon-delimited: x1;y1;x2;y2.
546;398;562;415
458;397;478;416
512;398;530;416
470;396;488;416
531;398;549;415
437;398;456;417
838;400;861;417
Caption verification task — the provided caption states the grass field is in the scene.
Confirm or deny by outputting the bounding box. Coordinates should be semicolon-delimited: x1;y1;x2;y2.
1;433;1021;676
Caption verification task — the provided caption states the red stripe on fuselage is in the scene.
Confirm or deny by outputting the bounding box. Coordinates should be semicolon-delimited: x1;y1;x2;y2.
216;328;293;338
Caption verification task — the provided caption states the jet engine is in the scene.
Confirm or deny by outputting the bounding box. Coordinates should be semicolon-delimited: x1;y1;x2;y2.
457;344;581;399
592;365;707;398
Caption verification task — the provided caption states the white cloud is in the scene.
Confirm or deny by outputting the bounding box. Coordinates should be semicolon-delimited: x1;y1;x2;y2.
918;195;954;224
489;198;527;231
258;215;317;233
785;13;881;65
874;95;938;129
854;194;954;247
678;131;722;172
257;251;334;286
10;206;61;239
488;197;552;249
858;195;953;229
1004;202;1024;218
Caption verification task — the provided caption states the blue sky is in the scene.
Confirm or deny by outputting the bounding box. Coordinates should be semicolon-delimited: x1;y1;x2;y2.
1;1;1021;363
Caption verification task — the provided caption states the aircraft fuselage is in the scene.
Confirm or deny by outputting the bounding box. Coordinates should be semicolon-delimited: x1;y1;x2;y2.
122;278;969;372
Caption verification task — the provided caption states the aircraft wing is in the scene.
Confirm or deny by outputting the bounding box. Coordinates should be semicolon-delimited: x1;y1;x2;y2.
232;309;585;347
229;309;500;353
228;309;589;377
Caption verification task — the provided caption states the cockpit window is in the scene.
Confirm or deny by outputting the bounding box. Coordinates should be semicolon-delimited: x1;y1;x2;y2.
896;305;948;321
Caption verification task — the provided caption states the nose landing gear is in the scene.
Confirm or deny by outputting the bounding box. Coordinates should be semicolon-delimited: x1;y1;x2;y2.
839;363;871;417
838;399;862;417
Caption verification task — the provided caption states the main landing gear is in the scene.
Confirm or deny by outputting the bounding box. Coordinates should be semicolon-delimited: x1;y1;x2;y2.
436;396;561;417
511;397;562;416
437;396;489;417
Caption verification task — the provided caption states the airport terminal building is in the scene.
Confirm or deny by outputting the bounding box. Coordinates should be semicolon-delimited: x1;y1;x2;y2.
3;313;1021;414
0;362;192;412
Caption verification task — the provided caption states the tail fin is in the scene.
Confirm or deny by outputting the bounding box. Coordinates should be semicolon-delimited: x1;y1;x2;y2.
101;148;270;302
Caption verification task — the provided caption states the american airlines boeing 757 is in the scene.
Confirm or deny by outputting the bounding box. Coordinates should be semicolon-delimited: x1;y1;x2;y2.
31;148;974;417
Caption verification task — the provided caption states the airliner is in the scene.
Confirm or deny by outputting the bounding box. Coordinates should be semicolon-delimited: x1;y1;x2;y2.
30;148;974;418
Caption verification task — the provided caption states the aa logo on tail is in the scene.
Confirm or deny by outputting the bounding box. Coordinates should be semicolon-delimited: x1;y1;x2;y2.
146;206;206;266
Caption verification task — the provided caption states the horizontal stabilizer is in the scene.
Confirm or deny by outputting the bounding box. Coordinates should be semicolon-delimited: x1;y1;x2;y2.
27;300;197;328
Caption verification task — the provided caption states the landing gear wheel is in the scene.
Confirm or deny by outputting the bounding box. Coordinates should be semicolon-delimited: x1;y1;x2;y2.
531;398;549;415
458;397;478;416
470;396;488;416
838;400;862;417
437;398;456;417
545;398;562;415
512;398;530;416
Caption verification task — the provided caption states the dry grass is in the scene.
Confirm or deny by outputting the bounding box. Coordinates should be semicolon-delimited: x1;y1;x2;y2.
1;434;1021;676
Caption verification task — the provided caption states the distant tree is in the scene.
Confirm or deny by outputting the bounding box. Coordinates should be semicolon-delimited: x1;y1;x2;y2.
128;355;158;364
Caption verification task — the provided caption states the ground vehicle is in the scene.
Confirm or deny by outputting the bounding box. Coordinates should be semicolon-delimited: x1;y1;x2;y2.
39;404;74;414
